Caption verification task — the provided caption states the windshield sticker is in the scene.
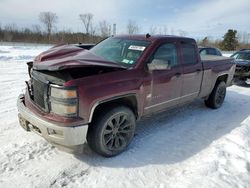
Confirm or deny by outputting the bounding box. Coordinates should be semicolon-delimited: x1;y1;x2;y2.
122;59;130;64
129;60;134;64
122;59;134;64
128;45;146;51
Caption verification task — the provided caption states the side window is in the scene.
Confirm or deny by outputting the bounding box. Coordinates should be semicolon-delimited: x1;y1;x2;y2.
152;43;178;67
216;49;222;56
231;53;239;59
200;49;207;55
207;48;216;55
181;43;197;64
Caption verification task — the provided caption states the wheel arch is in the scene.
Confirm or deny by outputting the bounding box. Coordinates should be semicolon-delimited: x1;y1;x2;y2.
89;94;138;124
216;74;228;85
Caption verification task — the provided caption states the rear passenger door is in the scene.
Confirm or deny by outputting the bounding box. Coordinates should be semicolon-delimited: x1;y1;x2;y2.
179;42;203;103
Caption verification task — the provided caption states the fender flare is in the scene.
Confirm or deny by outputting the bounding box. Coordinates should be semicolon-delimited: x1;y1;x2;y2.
88;93;138;123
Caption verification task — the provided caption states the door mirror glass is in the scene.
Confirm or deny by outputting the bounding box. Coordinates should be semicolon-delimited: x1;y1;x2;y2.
148;59;171;71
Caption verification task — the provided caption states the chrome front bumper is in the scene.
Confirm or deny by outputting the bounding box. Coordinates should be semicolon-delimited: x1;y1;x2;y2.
17;94;88;151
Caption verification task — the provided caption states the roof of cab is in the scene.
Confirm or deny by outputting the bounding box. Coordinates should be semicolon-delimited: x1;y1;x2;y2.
113;34;195;43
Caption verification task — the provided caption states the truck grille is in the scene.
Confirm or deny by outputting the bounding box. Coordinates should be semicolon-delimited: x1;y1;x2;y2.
235;65;250;73
31;77;48;110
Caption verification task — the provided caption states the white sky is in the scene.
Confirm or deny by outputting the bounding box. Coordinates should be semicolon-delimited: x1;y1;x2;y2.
0;0;249;39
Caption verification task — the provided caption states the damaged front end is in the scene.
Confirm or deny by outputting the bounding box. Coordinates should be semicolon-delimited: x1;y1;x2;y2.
17;44;126;152
25;44;126;114
25;60;125;116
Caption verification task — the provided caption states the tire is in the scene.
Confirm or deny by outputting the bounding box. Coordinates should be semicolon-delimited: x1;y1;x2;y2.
205;81;226;109
87;106;136;157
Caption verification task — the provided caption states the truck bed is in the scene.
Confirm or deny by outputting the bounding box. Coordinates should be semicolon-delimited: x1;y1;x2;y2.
199;55;235;99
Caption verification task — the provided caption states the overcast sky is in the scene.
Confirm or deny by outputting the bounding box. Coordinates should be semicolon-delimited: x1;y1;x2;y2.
0;0;249;39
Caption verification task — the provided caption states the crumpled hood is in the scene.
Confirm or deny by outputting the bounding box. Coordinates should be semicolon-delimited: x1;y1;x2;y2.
234;59;250;67
33;44;126;71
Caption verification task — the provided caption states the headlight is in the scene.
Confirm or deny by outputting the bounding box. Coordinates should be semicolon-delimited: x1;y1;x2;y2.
51;102;77;116
49;85;78;117
51;87;77;99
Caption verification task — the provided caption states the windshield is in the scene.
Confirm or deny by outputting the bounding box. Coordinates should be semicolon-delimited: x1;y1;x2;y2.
231;52;250;61
90;37;150;67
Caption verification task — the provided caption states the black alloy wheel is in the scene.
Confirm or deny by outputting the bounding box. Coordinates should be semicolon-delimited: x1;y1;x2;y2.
87;106;136;157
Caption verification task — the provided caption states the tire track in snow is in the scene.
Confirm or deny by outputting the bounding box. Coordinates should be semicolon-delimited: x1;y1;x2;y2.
0;140;58;175
49;165;90;188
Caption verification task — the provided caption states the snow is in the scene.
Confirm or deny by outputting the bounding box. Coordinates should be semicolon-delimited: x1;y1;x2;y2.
222;51;235;57
0;43;51;62
0;44;250;188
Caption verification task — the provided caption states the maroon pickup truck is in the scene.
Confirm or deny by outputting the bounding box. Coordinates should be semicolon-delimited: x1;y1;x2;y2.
17;35;235;157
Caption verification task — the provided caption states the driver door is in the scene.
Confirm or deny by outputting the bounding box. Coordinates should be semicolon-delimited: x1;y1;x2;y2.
144;42;182;114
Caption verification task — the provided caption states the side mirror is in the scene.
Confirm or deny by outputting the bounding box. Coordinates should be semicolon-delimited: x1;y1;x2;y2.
147;59;171;71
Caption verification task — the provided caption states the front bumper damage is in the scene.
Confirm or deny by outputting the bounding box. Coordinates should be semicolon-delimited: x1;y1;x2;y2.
17;94;88;153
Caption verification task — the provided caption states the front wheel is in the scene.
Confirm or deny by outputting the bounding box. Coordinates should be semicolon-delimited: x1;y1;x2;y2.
87;106;136;157
205;81;226;109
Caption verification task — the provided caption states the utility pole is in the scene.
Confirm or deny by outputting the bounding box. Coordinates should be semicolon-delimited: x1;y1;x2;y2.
113;24;116;36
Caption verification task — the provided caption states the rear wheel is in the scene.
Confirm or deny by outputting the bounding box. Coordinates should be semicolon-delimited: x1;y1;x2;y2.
205;81;226;109
87;106;136;157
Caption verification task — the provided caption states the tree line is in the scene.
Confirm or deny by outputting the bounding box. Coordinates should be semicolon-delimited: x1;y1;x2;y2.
0;12;140;44
197;30;250;51
0;11;249;50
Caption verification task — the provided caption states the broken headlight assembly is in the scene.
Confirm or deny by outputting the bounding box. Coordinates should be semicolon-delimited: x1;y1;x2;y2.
49;85;78;117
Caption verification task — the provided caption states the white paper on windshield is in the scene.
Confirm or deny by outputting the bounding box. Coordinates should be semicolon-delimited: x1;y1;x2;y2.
122;59;134;64
122;59;130;63
128;45;146;51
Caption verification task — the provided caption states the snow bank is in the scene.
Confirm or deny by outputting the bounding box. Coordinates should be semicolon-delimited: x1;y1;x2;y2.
0;42;51;61
222;51;234;57
0;44;249;188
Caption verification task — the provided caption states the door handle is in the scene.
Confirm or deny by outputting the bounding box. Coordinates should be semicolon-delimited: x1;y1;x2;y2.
175;73;181;77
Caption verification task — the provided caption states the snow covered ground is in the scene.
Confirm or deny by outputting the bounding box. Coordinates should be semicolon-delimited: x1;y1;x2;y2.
0;43;250;188
222;51;235;57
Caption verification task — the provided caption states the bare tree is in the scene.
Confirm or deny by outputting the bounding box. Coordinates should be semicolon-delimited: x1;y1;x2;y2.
23;27;32;34
178;29;188;37
127;20;139;34
3;23;17;41
200;37;210;46
163;25;168;35
32;24;41;34
79;13;93;34
149;26;157;35
4;23;18;32
149;25;168;35
90;24;96;36
39;11;58;39
170;28;175;35
237;31;249;44
99;20;110;37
